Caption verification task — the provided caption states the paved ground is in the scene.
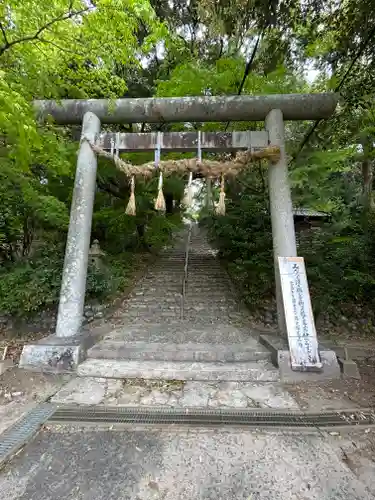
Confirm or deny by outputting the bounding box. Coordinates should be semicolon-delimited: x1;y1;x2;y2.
0;425;374;500
2;225;375;499
51;377;300;409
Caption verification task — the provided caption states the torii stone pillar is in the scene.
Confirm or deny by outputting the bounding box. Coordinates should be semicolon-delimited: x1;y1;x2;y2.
265;109;297;336
55;111;101;337
20;112;102;370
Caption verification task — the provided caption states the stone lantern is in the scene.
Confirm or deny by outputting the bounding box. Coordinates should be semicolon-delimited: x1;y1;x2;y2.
89;239;105;269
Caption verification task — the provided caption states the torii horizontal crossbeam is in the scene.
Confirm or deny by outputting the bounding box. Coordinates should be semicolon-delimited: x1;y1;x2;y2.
96;131;269;152
34;93;338;125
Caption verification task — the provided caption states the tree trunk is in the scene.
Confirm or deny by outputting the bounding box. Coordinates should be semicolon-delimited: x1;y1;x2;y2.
360;136;374;211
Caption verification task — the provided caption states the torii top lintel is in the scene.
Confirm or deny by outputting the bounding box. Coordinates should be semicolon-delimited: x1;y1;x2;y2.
33;93;338;125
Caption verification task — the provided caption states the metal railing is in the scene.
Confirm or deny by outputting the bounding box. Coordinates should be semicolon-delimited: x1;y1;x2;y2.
180;223;192;319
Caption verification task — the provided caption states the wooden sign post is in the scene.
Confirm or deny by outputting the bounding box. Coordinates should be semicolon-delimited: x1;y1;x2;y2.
278;256;322;371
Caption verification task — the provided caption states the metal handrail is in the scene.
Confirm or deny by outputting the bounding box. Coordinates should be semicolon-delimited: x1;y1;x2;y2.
180;223;192;319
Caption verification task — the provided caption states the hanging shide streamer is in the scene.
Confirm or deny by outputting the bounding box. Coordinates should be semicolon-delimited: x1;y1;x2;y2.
154;132;166;212
215;174;226;216
125;176;136;216
183;130;201;209
183;171;194;208
155;171;166;212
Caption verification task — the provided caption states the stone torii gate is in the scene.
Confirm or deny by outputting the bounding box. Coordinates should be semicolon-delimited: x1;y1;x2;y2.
20;93;340;379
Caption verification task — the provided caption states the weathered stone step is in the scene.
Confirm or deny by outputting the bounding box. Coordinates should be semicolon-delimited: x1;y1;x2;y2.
125;303;181;310
111;316;183;324
121;311;180;319
185;295;232;300
183;298;235;303
187;276;227;280
186;262;222;265
140;274;182;278
134;287;181;292
125;301;181;308
185;278;230;283
128;295;181;300
182;309;239;315
87;341;271;363
77;359;279;382
103;323;258;344
143;276;183;281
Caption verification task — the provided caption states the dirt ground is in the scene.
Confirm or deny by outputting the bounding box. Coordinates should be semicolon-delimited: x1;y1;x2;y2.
0;368;70;435
325;427;375;495
287;360;375;411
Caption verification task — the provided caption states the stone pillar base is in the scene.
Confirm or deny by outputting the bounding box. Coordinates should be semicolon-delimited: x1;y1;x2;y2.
19;330;104;373
278;350;341;383
337;357;361;379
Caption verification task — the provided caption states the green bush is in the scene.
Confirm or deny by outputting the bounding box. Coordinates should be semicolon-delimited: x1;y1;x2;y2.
0;210;182;318
202;191;274;309
0;247;64;315
299;217;375;314
202;169;375;317
0;249;136;317
145;213;182;251
92;207;139;254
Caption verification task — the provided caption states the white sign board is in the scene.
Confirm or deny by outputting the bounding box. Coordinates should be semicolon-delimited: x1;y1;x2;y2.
278;256;322;371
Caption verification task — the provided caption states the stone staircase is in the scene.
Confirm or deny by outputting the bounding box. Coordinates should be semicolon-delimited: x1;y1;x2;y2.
77;225;278;382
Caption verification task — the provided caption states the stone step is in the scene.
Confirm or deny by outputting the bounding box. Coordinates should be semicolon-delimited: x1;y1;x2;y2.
125;300;181;306
111;317;183;325
143;277;183;282
121;312;180;319
128;295;182;300
183;300;238;305
184;279;230;283
125;304;181;310
77;359;279;382
182;299;237;305
188;265;221;269
136;288;182;292
87;340;271;363
103;323;258;344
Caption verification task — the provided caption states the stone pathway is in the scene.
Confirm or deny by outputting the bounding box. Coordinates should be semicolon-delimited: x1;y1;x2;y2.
52;378;299;409
76;224;280;388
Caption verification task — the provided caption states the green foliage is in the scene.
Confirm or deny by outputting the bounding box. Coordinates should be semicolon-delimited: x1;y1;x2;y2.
145;213;182;251
201;169;274;309
0;212;182;317
0;244;64;315
156;59;304;98
299;217;375;314
2;0;375;328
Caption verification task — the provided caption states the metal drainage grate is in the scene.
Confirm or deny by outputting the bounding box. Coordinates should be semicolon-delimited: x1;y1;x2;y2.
0;403;56;468
49;406;375;428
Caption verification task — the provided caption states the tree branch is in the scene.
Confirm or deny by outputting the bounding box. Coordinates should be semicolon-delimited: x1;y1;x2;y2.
218;38;224;59
39;37;86;57
0;7;91;57
96;174;126;199
235;177;264;195
0;22;8;46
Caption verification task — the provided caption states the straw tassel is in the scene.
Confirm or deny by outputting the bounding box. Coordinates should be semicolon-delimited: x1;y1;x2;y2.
125;176;136;216
183;171;194;208
154;171;166;212
215;174;226;215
